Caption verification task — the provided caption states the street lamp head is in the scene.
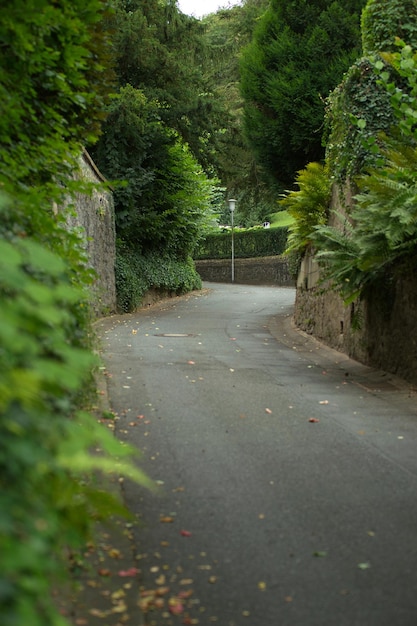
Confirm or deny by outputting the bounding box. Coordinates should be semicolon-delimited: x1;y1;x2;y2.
228;198;236;212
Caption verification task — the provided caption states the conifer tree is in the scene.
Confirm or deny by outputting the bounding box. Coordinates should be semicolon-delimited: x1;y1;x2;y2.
240;0;366;188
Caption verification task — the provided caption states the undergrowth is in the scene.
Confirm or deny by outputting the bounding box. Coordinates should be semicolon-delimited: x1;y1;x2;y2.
116;247;202;312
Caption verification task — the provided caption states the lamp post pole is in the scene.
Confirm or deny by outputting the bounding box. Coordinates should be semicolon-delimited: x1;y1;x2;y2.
229;198;236;283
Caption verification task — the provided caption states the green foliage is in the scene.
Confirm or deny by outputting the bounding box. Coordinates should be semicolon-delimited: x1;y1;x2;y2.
240;0;366;187
314;43;417;302
110;0;225;171
0;3;150;625
116;247;202;312
325;0;417;184
362;0;417;54
280;162;331;254
269;210;295;228
194;227;288;260
324;58;394;182
99;85;214;253
201;0;276;223
0;192;151;626
0;0;113;191
92;85;215;258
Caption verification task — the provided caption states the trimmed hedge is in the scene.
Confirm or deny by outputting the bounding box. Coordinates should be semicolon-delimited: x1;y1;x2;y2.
194;227;288;260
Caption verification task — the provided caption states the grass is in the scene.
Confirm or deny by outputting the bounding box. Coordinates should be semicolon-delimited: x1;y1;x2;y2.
269;210;295;228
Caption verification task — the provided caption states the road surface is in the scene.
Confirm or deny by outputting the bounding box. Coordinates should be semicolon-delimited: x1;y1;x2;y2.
97;283;417;626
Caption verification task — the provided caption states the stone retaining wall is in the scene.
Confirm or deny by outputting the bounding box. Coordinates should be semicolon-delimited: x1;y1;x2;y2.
65;150;117;316
195;256;294;287
294;251;417;385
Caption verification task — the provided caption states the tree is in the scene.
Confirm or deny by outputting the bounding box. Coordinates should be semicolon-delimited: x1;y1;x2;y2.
92;85;213;257
240;0;366;188
202;0;277;225
109;0;225;170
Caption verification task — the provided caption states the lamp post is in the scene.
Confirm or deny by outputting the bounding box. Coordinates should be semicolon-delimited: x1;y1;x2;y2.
229;198;236;283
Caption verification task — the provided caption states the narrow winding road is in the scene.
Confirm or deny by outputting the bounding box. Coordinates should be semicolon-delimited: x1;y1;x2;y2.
98;283;417;626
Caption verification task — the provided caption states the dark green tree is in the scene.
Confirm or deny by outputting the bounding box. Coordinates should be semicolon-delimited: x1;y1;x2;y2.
240;0;366;188
198;0;276;225
109;0;225;170
93;85;213;257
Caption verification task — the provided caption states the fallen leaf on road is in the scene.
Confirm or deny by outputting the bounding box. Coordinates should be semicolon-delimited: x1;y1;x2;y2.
111;601;128;613
111;590;126;601
154;597;165;609
89;608;109;618
160;516;175;523
156;586;170;596
118;567;139;577
138;597;154;612
313;551;327;557
108;549;122;559
98;568;111;577
168;598;184;615
309;418;320;423
208;576;217;584
358;562;371;570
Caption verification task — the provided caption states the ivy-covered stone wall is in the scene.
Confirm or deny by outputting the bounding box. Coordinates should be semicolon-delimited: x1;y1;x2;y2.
65;150;117;315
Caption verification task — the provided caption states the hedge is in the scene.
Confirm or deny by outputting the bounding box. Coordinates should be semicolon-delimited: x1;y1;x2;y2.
194;227;288;260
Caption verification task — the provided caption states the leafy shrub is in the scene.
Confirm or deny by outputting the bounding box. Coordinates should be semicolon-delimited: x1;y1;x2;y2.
280;162;331;255
314;43;417;302
0;193;151;626
116;246;202;313
324;0;417;184
194;227;288;260
0;3;150;625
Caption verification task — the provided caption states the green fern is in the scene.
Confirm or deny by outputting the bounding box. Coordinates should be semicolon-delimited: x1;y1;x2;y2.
280;162;331;254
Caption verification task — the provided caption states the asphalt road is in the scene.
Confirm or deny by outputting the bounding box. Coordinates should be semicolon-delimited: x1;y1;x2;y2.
98;283;417;626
